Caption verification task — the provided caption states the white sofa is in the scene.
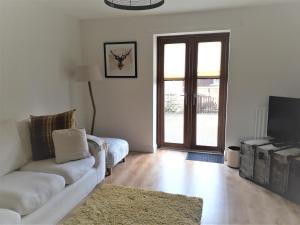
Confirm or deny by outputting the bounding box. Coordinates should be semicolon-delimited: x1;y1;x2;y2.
0;119;106;225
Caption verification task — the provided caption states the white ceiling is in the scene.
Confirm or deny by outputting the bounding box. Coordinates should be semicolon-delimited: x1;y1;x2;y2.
32;0;298;20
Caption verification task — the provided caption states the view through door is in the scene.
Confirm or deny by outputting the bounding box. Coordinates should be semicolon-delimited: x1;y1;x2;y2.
157;33;229;152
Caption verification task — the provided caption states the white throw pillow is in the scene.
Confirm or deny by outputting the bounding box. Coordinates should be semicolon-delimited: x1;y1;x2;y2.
52;128;90;164
0;119;28;176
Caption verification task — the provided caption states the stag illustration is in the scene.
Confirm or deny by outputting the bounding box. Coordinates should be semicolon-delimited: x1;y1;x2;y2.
110;49;132;70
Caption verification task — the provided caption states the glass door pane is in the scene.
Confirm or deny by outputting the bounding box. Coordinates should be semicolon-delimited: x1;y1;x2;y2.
196;79;220;146
164;43;186;79
164;43;186;144
196;42;222;147
197;42;222;77
164;81;185;143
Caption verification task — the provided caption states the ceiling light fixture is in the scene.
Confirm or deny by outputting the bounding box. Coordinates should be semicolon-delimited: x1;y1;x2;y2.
104;0;164;11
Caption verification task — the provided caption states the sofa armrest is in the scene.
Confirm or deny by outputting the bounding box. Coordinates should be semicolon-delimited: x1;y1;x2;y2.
87;135;107;168
0;209;21;224
87;135;107;183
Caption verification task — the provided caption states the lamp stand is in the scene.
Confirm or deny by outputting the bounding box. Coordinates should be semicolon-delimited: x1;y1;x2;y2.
88;81;96;135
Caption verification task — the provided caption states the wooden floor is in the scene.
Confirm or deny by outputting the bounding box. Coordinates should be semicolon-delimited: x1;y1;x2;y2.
105;150;300;225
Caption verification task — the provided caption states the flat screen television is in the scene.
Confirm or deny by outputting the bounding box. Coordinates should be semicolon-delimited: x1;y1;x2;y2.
267;96;300;142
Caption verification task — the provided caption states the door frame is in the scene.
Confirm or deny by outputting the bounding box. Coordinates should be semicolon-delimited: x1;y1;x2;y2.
157;32;230;153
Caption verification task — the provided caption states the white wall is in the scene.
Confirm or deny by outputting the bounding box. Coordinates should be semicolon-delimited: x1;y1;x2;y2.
80;3;300;152
0;1;85;125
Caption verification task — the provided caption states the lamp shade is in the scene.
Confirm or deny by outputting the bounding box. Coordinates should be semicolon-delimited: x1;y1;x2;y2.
74;65;103;82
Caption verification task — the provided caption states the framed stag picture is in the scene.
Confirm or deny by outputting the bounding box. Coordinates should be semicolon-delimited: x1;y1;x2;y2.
104;41;137;78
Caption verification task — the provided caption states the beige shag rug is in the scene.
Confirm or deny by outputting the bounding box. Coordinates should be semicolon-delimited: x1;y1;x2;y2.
62;184;203;225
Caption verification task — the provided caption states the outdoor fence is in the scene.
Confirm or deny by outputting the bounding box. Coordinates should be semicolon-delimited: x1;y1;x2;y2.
165;94;218;113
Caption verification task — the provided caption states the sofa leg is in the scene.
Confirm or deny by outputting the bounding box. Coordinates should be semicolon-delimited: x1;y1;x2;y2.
106;168;112;177
121;157;126;163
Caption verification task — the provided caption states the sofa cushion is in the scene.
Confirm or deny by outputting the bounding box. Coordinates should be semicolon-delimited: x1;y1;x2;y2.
52;128;90;164
21;156;95;185
0;208;21;224
0;171;65;216
30;110;76;161
0;119;28;177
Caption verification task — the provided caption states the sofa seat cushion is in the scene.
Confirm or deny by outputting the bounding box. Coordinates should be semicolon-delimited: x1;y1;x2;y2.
0;172;65;216
21;156;95;185
0;208;21;224
105;138;129;169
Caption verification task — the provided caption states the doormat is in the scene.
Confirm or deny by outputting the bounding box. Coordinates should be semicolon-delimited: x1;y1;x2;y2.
186;152;224;164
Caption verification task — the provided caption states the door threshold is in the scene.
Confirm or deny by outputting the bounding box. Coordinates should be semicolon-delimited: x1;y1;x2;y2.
158;147;223;155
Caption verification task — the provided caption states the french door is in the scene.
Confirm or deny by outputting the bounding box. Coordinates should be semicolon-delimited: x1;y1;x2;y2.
157;33;229;152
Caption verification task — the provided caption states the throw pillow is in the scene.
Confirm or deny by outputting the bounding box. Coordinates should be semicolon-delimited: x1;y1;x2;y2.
52;128;90;164
30;110;76;160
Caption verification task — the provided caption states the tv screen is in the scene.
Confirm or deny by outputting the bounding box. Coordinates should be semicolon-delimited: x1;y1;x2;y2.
267;96;300;141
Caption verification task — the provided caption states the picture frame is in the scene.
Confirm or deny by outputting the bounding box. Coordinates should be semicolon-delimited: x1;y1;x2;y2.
104;41;137;78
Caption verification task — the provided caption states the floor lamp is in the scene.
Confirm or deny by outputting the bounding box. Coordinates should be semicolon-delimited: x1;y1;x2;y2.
74;65;103;135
